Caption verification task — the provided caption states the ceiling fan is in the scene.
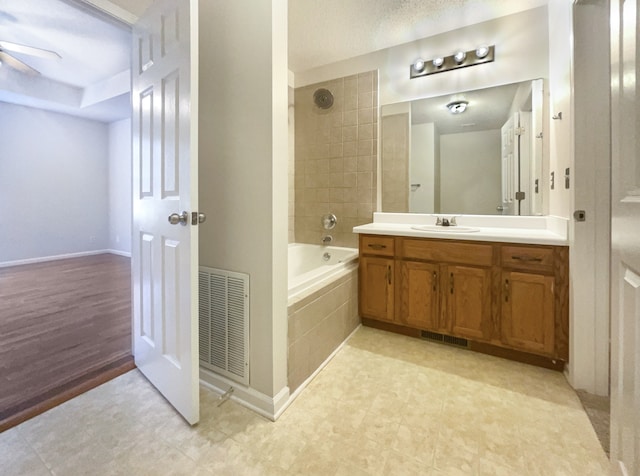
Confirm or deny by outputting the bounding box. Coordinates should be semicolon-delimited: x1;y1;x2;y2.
0;40;61;75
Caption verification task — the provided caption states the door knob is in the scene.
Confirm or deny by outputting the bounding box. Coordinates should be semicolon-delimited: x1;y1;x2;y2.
197;212;206;224
168;211;189;225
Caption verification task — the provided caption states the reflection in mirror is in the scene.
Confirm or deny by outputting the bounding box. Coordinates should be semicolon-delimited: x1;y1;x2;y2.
381;79;545;216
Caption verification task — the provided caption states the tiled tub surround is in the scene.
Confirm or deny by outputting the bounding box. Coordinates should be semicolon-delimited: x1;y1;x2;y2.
288;244;359;392
354;212;569;245
294;71;379;249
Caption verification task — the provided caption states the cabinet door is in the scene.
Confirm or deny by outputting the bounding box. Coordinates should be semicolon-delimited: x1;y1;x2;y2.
400;261;440;331
359;256;394;322
444;265;492;341
501;271;555;355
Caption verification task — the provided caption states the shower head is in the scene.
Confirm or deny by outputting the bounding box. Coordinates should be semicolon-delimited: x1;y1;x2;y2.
313;88;334;109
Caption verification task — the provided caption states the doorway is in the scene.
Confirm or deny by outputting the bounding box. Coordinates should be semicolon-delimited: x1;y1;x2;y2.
0;0;134;430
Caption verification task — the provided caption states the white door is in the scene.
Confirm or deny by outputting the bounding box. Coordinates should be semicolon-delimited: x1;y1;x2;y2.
501;112;531;216
530;78;544;216
517;111;532;216
500;114;517;215
610;0;640;473
131;0;200;424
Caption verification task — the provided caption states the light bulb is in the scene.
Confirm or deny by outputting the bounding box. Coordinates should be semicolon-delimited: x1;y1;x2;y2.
476;45;490;59
453;50;466;64
413;58;425;72
447;100;468;114
432;56;444;68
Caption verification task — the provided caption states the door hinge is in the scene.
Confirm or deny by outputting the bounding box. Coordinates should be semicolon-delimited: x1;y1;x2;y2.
515;127;525;136
515;191;526;200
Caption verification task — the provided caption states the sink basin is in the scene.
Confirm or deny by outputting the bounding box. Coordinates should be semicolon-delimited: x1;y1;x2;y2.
411;225;480;233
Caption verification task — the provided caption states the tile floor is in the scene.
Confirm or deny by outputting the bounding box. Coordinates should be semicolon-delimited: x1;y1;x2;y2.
1;326;609;475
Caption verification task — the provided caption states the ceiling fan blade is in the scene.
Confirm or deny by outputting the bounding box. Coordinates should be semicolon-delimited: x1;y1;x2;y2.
0;51;40;75
0;41;61;60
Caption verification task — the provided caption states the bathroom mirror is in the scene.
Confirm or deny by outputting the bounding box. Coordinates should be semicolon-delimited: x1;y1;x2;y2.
380;79;545;216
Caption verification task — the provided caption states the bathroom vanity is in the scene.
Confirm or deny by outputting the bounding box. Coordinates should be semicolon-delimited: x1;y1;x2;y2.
354;214;569;369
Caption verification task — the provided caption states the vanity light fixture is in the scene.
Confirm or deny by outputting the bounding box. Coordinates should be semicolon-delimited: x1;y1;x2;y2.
446;100;469;114
476;45;490;59
453;50;466;64
432;56;444;68
409;45;495;79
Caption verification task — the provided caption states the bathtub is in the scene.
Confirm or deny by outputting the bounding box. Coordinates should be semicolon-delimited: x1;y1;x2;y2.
288;243;359;302
287;243;360;393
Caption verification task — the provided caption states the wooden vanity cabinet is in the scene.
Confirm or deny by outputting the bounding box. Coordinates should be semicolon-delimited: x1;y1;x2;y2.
444;264;493;341
359;236;395;322
399;238;495;341
359;256;395;322
499;245;569;359
358;234;569;364
399;260;441;331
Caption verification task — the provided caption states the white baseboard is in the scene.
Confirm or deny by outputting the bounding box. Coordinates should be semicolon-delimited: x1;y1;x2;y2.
199;369;290;422
199;325;361;421
108;249;131;258
0;249;114;268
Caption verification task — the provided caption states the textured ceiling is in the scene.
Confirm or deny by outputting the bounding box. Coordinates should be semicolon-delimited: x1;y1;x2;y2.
0;0;131;121
0;0;550;121
289;0;549;72
409;81;524;134
0;0;130;88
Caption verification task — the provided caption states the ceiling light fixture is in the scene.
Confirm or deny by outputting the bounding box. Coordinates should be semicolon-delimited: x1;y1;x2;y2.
409;45;495;79
446;100;469;114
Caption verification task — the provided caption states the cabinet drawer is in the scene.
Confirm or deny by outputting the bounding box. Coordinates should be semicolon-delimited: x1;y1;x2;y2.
401;239;493;267
360;235;395;256
501;245;554;272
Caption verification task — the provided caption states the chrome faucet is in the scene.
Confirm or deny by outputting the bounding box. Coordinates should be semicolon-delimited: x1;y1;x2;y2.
435;216;458;226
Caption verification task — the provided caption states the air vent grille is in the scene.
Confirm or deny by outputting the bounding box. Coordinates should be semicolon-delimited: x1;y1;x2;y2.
199;267;249;385
421;330;468;348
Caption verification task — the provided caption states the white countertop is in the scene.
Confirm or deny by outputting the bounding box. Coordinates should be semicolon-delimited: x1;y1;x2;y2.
353;213;569;246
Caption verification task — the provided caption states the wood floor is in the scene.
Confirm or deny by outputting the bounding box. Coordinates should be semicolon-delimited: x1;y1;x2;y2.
0;254;133;431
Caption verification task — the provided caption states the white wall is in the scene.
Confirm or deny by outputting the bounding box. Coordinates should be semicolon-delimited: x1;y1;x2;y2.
108;118;131;254
410;123;435;213
439;130;501;215
0;102;109;264
295;7;549;108
198;0;288;406
547;1;573;219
